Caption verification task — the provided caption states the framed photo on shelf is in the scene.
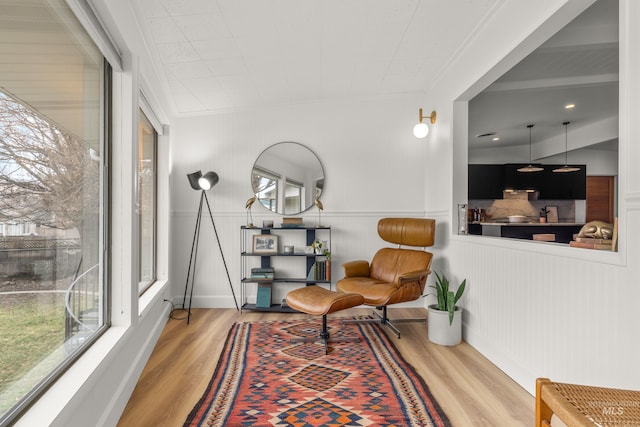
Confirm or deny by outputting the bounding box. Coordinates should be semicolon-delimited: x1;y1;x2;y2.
253;234;278;254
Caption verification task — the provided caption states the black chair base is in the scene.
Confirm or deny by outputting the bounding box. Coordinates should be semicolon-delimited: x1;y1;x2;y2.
343;306;426;338
290;315;360;354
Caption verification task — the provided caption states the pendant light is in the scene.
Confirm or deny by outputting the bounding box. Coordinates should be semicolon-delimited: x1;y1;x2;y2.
553;121;580;173
517;124;544;172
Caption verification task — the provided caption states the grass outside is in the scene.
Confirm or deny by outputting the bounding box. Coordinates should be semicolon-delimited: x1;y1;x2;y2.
0;294;65;412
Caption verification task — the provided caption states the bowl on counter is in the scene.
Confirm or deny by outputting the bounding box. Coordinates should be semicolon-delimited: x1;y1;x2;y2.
508;215;527;223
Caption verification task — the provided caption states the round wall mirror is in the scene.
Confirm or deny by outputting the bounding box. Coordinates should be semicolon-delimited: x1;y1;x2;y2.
251;142;324;215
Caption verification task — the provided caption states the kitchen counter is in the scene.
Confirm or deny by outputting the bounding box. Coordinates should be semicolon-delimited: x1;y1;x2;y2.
472;222;585;243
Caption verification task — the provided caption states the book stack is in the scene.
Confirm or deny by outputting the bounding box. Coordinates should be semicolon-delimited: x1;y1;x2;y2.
569;236;614;250
281;217;304;228
251;267;274;280
307;261;331;281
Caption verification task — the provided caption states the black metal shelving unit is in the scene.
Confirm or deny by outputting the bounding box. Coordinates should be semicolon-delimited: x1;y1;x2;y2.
239;225;331;312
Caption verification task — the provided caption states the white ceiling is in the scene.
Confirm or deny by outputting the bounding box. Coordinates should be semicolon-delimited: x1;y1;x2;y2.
468;0;619;156
130;0;501;116
128;0;619;156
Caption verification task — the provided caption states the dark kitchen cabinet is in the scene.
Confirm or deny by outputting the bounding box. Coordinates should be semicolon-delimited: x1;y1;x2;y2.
498;224;585;243
503;163;541;191
468;164;504;199
503;163;586;199
539;165;587;199
469;163;586;200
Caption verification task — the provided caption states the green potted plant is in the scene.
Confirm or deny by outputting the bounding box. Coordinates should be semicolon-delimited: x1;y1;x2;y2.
539;208;549;223
426;272;467;346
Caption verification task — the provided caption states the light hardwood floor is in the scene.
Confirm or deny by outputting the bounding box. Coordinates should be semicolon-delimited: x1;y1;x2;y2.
117;308;534;426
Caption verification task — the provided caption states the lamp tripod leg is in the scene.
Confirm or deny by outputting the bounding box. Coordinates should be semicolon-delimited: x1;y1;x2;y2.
203;192;239;311
183;192;205;324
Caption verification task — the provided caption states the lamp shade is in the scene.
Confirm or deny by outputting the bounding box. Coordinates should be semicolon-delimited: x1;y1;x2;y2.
413;122;429;138
198;171;219;190
517;164;544;172
187;171;203;190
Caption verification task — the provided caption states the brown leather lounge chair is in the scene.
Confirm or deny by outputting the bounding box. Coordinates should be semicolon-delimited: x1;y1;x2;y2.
336;218;435;337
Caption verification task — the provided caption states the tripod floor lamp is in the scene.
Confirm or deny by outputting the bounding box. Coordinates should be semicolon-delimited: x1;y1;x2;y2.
183;170;238;324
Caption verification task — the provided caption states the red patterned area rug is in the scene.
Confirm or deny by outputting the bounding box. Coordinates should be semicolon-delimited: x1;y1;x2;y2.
184;317;451;427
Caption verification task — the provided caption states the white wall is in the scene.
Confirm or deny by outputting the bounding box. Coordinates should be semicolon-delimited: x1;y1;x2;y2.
426;0;640;395
169;96;430;307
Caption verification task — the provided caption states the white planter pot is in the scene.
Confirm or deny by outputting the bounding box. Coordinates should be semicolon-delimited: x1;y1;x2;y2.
428;305;462;346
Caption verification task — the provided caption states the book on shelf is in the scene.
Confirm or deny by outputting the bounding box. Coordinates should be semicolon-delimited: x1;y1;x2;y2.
306;262;317;281
256;283;272;308
282;217;304;227
569;240;613;250
251;267;274;280
574;237;613;244
306;260;331;281
251;273;274;280
282;217;303;224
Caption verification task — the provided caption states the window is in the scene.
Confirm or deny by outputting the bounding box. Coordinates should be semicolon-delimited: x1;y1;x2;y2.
252;167;279;213
138;110;157;295
284;179;302;215
0;0;109;424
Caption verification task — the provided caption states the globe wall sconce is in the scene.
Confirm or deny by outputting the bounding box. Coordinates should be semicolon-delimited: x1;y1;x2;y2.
413;108;437;138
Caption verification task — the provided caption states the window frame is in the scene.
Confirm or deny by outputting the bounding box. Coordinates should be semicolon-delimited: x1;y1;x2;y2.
137;109;158;296
0;0;113;421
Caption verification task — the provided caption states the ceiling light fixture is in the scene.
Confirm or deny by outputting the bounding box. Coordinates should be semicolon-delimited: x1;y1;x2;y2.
413;108;437;138
554;121;580;173
517;124;544;172
565;103;575;109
